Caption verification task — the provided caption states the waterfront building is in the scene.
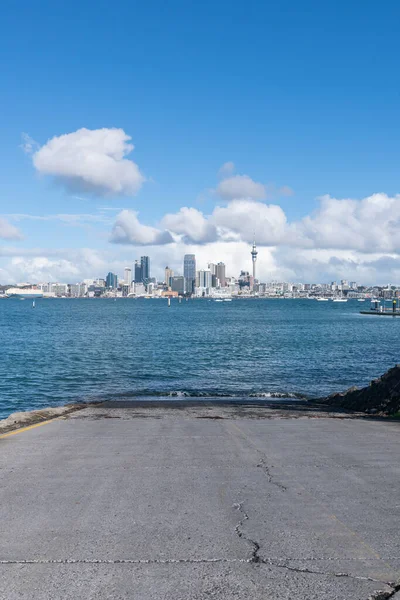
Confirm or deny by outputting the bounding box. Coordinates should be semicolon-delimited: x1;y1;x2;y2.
208;263;217;287
69;284;81;297
134;282;146;296
165;266;174;288
171;276;185;295
238;271;253;290
198;270;212;289
48;283;68;296
141;256;150;281
134;260;142;283
106;272;118;289
184;254;196;294
216;262;226;287
124;267;132;287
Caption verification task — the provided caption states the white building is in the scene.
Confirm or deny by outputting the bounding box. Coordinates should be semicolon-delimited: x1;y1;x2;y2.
124;267;132;287
198;270;212;289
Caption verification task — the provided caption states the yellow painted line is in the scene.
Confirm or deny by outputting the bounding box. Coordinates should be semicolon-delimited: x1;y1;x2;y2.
0;418;58;439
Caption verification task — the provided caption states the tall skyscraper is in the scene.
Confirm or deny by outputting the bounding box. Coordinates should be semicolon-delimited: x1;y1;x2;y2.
165;266;174;287
106;272;118;289
141;256;150;281
184;254;196;294
251;240;258;282
124;267;132;287
134;260;142;283
215;262;226;287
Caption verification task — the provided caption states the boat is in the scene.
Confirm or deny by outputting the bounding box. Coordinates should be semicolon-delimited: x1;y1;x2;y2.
214;299;223;303
32;301;35;308
357;299;365;302
316;297;329;302
223;298;233;302
6;288;44;299
332;298;347;302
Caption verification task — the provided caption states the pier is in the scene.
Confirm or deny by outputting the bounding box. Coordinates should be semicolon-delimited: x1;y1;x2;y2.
1;401;400;599
360;299;400;316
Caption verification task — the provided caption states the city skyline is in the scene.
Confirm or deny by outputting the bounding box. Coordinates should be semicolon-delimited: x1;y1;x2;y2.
3;236;399;298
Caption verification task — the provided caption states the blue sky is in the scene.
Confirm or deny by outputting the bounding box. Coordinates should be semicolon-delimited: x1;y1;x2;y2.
1;0;400;284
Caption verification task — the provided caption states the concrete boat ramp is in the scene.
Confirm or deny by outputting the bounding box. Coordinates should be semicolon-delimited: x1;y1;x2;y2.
1;400;400;599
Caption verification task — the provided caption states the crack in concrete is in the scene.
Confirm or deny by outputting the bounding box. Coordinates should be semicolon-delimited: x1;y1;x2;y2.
366;581;400;600
256;458;287;491
232;502;397;594
2;556;398;596
259;559;393;584
0;558;245;565
233;501;260;563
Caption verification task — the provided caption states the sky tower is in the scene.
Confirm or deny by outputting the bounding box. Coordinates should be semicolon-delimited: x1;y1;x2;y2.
251;239;258;281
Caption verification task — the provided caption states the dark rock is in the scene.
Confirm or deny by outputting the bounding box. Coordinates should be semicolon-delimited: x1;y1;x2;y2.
319;364;400;414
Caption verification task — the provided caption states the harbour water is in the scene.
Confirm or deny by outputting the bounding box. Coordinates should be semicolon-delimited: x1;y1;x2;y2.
0;297;399;419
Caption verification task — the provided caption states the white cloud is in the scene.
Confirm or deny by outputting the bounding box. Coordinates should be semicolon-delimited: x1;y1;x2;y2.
32;128;145;197
0;218;23;240
293;193;400;252
212;200;287;245
218;161;235;178
110;210;173;245
109;193;400;253
161;207;218;243
4;189;400;285
20;133;38;155
0;248;120;284
8;257;80;283
216;174;266;200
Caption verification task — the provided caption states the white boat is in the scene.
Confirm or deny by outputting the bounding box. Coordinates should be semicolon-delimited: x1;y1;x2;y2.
6;287;44;299
332;298;347;302
316;297;329;302
214;299;223;303
357;299;365;302
223;298;232;302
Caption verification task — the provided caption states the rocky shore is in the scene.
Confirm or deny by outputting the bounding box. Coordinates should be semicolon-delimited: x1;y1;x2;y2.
320;364;400;415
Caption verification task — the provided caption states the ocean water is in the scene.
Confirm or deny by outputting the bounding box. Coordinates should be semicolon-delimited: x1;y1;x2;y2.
0;297;398;419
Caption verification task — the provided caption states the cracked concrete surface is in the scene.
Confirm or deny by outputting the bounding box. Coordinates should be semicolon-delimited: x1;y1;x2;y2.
1;401;400;599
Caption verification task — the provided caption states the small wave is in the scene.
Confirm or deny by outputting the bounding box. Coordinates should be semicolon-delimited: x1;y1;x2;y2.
94;389;308;401
248;391;307;399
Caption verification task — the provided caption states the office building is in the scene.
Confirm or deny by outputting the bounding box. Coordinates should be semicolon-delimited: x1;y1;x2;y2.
198;270;212;289
216;262;226;287
106;272;118;289
124;267;132;287
184;254;196;294
165;266;174;287
134;260;142;283
141;256;150;281
171;276;185;295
